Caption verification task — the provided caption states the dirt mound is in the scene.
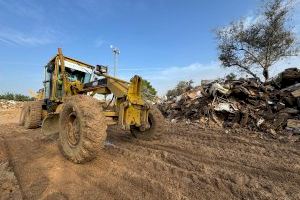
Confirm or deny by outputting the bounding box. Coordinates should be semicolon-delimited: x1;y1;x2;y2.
0;100;23;110
0;138;22;200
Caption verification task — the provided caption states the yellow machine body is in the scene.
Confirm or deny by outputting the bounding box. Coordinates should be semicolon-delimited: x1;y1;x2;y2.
41;48;150;135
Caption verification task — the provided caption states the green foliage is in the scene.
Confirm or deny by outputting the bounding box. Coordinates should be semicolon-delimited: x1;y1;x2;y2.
216;0;299;81
0;92;14;100
166;80;193;99
0;92;34;101
226;73;237;81
142;79;157;100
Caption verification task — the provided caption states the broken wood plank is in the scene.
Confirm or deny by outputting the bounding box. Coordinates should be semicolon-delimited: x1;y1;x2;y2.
287;119;300;129
281;83;300;92
291;89;300;98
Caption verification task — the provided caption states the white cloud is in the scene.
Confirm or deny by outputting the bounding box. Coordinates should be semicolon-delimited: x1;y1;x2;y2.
95;38;105;47
239;0;300;31
0;27;57;46
119;55;299;96
0;1;62;46
0;0;43;20
115;1;300;96
294;0;300;34
242;15;262;28
117;63;217;95
139;62;232;96
270;56;300;76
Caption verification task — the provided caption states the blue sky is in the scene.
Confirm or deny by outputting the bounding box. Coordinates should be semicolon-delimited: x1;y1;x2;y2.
0;0;299;95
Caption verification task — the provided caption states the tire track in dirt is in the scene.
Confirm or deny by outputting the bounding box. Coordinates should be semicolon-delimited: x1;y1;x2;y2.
1;109;300;199
113;126;300;199
0;137;23;199
139;137;300;183
159;127;300;167
106;132;224;199
105;146;199;199
106;128;300;199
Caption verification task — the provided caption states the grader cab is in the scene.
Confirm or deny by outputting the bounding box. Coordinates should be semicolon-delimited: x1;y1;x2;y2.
19;48;165;163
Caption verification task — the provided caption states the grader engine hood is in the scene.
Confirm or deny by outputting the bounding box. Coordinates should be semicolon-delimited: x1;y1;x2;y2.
23;48;167;165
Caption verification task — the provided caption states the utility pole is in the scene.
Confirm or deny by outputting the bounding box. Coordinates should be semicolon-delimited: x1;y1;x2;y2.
110;45;120;77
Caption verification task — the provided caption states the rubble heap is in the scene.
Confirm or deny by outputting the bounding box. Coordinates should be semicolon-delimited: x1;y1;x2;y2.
159;68;300;135
0;100;22;110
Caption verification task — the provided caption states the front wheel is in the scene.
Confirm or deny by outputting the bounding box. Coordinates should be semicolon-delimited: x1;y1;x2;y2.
58;95;107;164
131;106;166;140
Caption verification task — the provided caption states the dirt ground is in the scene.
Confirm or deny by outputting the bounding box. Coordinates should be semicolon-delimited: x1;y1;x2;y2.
0;107;299;200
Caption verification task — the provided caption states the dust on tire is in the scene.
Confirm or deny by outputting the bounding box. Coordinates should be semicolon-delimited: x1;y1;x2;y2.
58;95;107;164
131;106;166;140
23;101;42;129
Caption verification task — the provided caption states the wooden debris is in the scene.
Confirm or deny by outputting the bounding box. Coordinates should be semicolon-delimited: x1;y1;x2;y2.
287;119;300;129
158;68;300;135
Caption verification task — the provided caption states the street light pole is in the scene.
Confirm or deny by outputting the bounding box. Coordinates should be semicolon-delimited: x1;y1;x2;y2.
110;45;120;77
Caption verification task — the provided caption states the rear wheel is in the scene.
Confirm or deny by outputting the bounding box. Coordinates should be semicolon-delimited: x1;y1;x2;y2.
58;95;107;163
131;106;166;140
23;101;42;129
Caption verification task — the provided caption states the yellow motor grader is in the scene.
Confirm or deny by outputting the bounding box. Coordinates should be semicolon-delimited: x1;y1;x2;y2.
19;48;165;163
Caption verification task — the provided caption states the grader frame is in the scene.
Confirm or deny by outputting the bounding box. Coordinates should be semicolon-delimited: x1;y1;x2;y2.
42;48;151;131
20;48;164;163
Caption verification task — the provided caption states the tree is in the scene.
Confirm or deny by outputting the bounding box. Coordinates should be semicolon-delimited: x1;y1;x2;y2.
226;73;237;81
0;92;34;101
216;0;299;81
166;80;193;99
142;79;157;100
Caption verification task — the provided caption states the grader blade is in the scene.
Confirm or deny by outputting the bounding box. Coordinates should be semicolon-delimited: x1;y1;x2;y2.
42;113;59;136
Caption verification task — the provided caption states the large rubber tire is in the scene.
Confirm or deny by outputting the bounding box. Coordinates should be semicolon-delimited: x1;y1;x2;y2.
58;95;107;164
24;101;43;129
131;106;166;140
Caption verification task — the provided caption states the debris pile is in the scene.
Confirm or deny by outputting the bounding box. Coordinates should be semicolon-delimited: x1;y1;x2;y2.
0;100;22;110
159;68;300;136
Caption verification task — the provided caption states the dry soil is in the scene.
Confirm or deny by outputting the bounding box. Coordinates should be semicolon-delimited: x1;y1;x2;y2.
0;107;299;200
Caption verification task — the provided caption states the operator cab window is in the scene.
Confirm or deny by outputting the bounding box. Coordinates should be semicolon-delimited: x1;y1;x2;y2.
65;67;91;83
